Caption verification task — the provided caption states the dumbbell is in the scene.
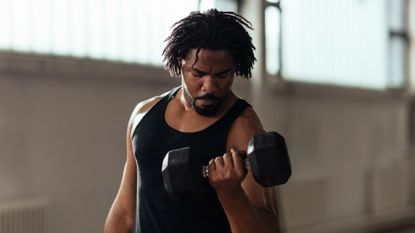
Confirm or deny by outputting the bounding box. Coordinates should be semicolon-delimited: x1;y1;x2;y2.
161;131;291;199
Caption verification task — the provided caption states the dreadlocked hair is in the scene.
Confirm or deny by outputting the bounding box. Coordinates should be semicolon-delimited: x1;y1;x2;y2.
162;9;256;79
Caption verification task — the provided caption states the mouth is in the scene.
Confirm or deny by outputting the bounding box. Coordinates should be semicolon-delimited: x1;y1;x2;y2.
196;98;218;107
194;95;220;108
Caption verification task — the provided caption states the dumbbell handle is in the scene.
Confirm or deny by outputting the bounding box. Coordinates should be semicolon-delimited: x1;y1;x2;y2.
202;159;250;178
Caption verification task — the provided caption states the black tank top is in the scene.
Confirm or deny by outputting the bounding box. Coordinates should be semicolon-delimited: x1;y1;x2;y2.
132;86;251;233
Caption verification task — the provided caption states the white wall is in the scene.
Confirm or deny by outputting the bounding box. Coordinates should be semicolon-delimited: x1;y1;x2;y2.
0;54;176;233
270;84;413;232
0;52;414;233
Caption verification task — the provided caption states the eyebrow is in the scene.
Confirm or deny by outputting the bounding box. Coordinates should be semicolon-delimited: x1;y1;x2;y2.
191;67;233;76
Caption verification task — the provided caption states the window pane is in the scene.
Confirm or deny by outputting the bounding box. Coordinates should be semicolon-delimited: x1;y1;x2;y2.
265;6;280;75
71;0;88;57
410;0;415;91
389;37;406;87
118;0;136;62
52;0;71;55
200;0;238;12
0;0;12;49
387;0;406;88
280;0;391;89
32;0;53;54
11;0;33;52
0;0;199;66
388;0;405;31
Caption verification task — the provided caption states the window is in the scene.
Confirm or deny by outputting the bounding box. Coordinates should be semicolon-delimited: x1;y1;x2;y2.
410;1;415;91
0;0;238;66
265;0;281;76
387;0;407;88
265;0;409;89
199;0;238;12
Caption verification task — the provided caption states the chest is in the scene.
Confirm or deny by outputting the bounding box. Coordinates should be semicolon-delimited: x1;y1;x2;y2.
132;108;228;177
164;104;221;133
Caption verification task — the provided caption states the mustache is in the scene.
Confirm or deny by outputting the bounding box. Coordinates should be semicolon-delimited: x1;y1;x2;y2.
194;94;220;102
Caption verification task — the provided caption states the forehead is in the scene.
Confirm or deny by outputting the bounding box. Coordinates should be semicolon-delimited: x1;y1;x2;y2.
182;49;235;72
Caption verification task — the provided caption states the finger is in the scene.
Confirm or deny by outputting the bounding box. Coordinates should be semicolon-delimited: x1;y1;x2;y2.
231;148;244;170
222;152;234;168
209;159;216;169
208;159;216;178
214;156;225;168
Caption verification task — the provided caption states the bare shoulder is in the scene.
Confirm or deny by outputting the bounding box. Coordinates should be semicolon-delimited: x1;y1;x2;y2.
128;91;170;123
236;106;264;131
130;96;161;119
227;106;265;150
127;91;170;137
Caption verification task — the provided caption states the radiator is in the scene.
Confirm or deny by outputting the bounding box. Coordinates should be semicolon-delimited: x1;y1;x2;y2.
0;198;49;233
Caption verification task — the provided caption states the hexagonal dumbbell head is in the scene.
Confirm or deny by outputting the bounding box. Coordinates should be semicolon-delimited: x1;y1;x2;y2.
161;147;205;200
247;131;291;187
162;147;193;199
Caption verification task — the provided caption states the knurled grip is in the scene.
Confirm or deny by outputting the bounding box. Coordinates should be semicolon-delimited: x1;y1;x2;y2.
201;159;250;178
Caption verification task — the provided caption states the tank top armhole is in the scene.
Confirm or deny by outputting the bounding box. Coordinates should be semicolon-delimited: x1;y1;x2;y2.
130;86;181;138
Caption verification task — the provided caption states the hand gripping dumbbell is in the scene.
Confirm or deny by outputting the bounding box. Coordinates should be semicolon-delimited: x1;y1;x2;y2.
161;131;291;199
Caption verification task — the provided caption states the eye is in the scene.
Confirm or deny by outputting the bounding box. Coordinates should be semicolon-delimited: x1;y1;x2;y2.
218;74;227;79
191;70;205;78
216;72;230;79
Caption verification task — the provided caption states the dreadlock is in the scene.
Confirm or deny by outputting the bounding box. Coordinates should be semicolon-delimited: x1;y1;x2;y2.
162;9;256;79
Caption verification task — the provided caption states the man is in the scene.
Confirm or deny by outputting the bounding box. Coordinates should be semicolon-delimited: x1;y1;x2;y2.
104;9;280;233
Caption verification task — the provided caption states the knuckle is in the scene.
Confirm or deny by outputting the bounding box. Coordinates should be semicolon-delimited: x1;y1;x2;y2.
236;170;244;177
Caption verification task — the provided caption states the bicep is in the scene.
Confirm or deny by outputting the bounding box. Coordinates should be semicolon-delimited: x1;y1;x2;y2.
226;107;280;231
104;122;137;233
116;96;162;211
111;122;137;218
118;96;161;200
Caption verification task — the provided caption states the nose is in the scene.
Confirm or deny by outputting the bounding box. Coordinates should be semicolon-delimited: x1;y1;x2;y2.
201;75;219;93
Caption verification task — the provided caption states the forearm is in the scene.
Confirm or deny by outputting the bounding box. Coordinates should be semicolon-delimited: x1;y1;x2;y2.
217;187;271;233
104;207;135;233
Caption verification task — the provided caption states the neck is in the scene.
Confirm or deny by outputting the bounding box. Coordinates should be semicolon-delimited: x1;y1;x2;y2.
178;87;237;117
179;87;194;111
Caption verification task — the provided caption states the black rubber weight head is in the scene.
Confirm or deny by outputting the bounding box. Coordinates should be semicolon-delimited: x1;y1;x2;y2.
162;147;193;199
247;132;291;187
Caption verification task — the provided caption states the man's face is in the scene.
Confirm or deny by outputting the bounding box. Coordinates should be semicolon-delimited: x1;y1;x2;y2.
181;48;236;116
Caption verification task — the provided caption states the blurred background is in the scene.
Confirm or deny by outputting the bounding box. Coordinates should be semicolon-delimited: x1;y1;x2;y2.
0;0;414;232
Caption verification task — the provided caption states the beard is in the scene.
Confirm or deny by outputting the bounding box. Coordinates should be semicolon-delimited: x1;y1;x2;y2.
193;94;221;116
183;88;222;116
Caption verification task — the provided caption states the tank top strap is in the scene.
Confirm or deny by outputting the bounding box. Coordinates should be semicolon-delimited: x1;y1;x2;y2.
158;86;181;107
166;86;181;101
152;85;181;112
